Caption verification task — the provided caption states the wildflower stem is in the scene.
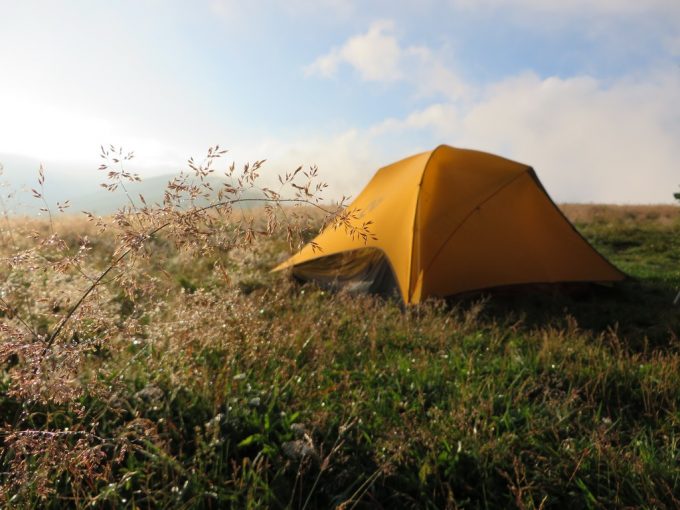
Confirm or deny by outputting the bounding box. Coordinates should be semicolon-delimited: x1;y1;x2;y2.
43;197;339;348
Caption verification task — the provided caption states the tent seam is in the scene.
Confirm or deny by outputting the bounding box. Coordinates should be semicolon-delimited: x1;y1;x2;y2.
407;145;444;303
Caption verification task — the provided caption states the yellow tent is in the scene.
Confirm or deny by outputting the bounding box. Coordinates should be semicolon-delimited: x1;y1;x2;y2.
274;145;625;303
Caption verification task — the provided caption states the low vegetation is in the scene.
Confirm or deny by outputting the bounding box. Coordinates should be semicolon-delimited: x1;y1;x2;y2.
0;153;679;508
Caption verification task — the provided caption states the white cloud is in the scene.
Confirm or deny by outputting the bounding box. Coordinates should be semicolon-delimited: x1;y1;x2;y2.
306;20;403;81
306;20;468;99
252;129;385;197
465;74;680;203
368;69;680;203
369;103;459;137
302;16;680;203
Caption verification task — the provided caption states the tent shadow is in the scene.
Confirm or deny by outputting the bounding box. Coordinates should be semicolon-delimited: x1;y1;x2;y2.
450;279;680;351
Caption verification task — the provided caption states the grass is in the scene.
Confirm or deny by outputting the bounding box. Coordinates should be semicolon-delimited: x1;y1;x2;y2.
1;203;679;508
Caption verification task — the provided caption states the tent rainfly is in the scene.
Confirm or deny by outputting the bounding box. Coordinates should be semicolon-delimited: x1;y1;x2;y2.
273;145;625;304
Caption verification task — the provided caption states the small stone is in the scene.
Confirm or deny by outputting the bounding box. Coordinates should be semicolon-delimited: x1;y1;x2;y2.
282;440;319;463
290;423;306;437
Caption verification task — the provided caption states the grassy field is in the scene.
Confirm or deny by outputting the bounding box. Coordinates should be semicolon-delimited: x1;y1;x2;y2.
0;203;679;509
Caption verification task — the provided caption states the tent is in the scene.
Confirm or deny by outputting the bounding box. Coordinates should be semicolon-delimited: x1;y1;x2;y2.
273;145;625;304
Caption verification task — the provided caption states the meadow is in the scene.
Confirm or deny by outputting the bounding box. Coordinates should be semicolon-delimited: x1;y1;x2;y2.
0;156;679;508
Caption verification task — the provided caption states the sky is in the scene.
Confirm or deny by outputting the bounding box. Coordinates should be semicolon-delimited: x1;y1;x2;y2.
1;0;679;203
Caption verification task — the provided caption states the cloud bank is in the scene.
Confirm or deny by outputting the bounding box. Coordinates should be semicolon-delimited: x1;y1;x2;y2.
1;2;678;204
303;20;680;203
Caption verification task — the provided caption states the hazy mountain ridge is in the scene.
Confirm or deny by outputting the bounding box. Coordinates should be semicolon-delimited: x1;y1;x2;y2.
0;154;263;216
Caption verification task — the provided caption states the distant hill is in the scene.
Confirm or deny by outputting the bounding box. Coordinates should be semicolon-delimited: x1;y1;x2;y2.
73;174;264;215
0;153;263;216
0;153;99;216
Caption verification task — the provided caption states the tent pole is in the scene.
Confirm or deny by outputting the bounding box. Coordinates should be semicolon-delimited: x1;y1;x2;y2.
674;290;680;306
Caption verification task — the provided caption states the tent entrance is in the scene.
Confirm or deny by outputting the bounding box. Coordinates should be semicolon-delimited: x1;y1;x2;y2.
292;248;399;298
